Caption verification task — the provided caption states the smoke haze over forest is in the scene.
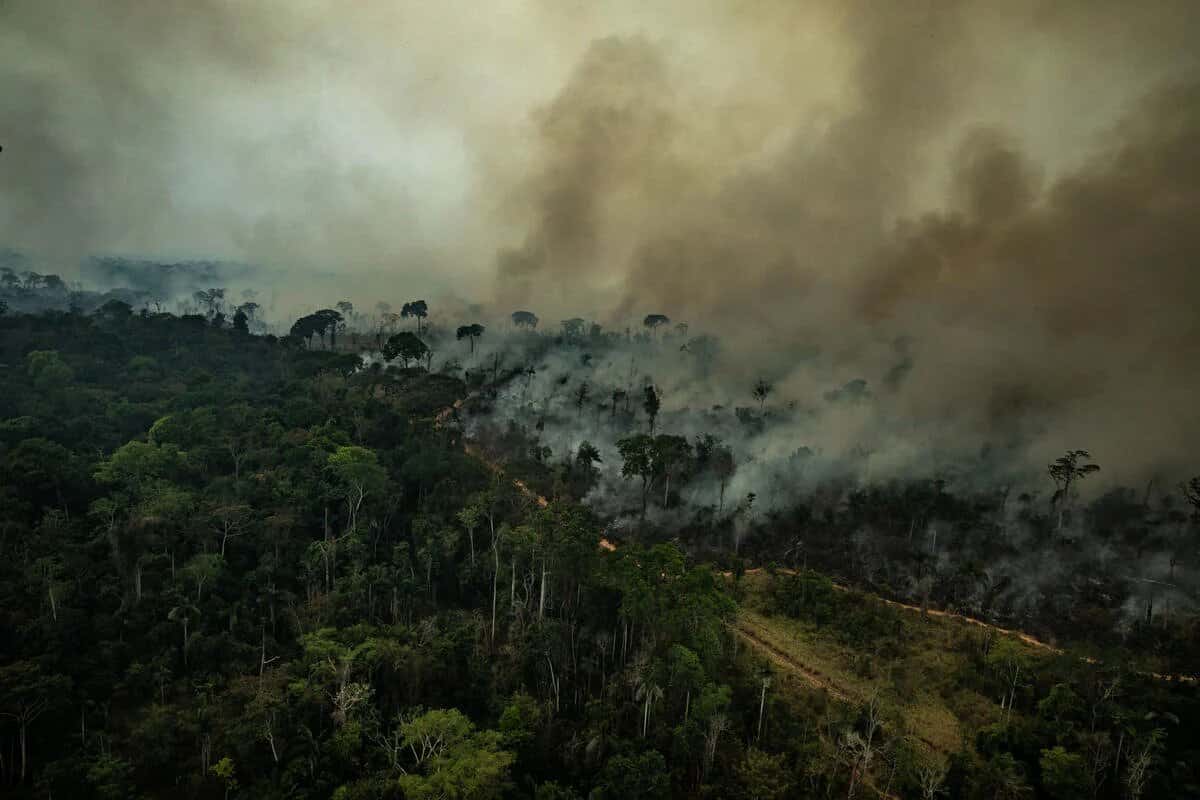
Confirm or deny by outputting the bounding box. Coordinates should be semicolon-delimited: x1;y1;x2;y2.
3;0;1200;482
7;7;1200;797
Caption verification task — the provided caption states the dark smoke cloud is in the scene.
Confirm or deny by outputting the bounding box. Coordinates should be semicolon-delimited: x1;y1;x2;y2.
497;36;677;311
490;1;1200;483
2;0;1199;481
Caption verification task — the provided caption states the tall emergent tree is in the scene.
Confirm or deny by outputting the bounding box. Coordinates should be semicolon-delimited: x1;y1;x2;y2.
511;310;539;330
394;708;514;800
752;378;773;411
456;323;485;354
618;434;659;519
655;434;692;507
289;308;344;349
696;434;736;512
1048;450;1100;534
383;331;429;368
643;385;661;434
643;314;670;335
401;300;429;334
0;661;68;783
327;446;387;534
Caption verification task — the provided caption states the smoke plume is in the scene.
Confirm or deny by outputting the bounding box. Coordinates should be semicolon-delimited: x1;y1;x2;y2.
2;0;1199;480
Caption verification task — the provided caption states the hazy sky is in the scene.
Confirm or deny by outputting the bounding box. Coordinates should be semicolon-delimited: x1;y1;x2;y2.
2;0;1199;479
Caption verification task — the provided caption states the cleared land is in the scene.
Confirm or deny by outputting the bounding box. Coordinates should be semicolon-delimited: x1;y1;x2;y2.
732;571;1043;755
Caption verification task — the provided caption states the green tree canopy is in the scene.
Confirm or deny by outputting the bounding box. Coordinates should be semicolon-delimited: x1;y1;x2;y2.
395;708;514;800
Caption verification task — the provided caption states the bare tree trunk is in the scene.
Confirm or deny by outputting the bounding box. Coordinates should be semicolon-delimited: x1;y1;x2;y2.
538;560;547;621
547;655;560;713
323;507;331;593
756;678;770;742
491;543;499;644
265;718;279;763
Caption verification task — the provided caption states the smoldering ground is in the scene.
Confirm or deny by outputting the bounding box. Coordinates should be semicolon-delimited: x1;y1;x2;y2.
2;0;1200;485
445;322;1199;628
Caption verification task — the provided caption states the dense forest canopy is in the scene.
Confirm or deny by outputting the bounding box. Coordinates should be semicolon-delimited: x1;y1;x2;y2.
0;283;1197;799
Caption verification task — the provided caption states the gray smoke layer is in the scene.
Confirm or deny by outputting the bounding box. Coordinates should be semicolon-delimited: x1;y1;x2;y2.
3;0;1199;482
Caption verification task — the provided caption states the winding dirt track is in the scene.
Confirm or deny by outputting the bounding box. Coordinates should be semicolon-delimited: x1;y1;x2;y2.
734;616;852;702
735;614;949;755
437;397;1197;686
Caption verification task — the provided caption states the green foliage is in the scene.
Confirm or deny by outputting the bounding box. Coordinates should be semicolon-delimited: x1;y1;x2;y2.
209;756;238;791
26;349;74;389
382;330;429;367
771;570;836;624
595;750;670;800
94;439;185;490
1039;746;1087;800
970;752;1032;799
85;754;137;800
734;748;793;800
290;308;345;348
534;781;582;800
1;304;1197;800
617;434;656;483
395;709;514;800
1037;683;1083;739
328;445;386;487
498;693;543;751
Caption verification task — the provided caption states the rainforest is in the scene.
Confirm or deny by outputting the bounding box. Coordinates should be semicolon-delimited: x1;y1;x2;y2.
3;1;1200;798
